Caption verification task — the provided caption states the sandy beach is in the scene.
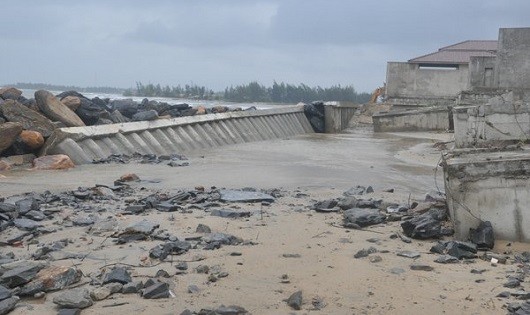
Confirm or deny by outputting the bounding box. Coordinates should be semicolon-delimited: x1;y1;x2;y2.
1;128;529;315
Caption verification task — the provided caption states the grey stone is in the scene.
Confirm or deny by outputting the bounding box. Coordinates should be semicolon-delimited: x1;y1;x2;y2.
142;282;170;299
202;233;242;245
287;290;303;310
155;269;171;278
219;190;274;203
196;224;211;233
188;284;200;294
215;305;249;315
410;264;434;271
105;283;123;294
389;267;405;275
0;264;44;288
210;209;252;218
354;247;377;259
90;287;111;301
132;110;158;121
13;218;42;230
149;241;191;260
71;216;94;226
24;210;45;221
15;197;39;214
175;262;188;271
0;285;11;301
343;185;372;196
343;208;385;228
123;219;159;235
102;266;131;285
434;255;459;264
52;288;93;309
369;255;382;263
57;309;81;315
396;250;421;259
196;265;209;274
0;296;19;315
122;281;143;294
504;278;521;288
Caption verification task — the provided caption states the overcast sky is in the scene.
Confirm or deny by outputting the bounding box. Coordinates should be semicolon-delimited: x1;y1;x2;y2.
1;0;529;93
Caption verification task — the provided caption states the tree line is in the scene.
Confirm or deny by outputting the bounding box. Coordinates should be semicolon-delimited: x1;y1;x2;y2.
10;82;125;94
125;81;370;104
123;82;215;100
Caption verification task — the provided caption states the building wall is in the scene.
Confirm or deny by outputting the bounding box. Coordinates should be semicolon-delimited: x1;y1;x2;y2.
386;62;469;99
495;28;530;89
469;56;496;89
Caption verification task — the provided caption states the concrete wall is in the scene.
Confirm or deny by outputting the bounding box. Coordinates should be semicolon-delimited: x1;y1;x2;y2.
443;148;530;241
469;56;496;89
372;107;450;132
42;106;314;164
496;28;530;89
324;102;358;133
453;92;530;148
386;62;469;100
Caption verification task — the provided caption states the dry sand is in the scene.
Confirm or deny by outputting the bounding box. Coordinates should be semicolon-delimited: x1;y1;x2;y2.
1;128;529;315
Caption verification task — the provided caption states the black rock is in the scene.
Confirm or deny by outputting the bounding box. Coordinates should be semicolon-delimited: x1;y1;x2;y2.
215;305;249;315
24;210;45;221
354;247;377;258
149;241;191;260
504;278;521;288
0;264;44;288
142;282;170;299
111;99;138;118
122;281;143;294
52;288;93;309
15;197;39;214
445;241;477;259
430;242;446;254
287;290;303;310
0;285;11;301
400;213;441;239
196;224;211;233
109;110;130;123
13;218;42;230
0;296;19;315
132;110;158;121
76;98;108;125
469;221;494;250
175;262;188;271
343;208;385;228
57;308;81;315
210;209;251;218
343;185;373;196
434;255;459;264
155;269;171;278
313;199;338;212
202;233;242;245
102;266;132;285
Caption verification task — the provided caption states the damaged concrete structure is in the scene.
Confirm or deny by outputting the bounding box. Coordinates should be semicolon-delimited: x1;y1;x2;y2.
443;28;530;242
386;40;497;108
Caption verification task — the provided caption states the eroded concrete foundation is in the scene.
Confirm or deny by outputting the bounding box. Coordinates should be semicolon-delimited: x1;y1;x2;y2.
443;147;530;242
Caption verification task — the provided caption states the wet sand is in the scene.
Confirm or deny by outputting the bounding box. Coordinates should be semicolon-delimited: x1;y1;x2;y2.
2;128;527;315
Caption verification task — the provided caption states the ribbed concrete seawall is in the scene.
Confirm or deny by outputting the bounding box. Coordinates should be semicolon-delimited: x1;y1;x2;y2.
41;105;314;164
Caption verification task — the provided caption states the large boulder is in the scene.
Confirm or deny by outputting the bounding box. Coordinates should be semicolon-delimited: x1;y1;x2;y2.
401;212;442;239
52;288;93;309
76;98;108;125
60;96;82;111
111;99;138;118
0;122;23;154
34;90;85;127
0;87;22;100
32;154;75;170
18;130;44;150
0;100;56;137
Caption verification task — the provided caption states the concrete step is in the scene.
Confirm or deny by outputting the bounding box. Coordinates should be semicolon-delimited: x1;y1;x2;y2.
41;106;314;164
